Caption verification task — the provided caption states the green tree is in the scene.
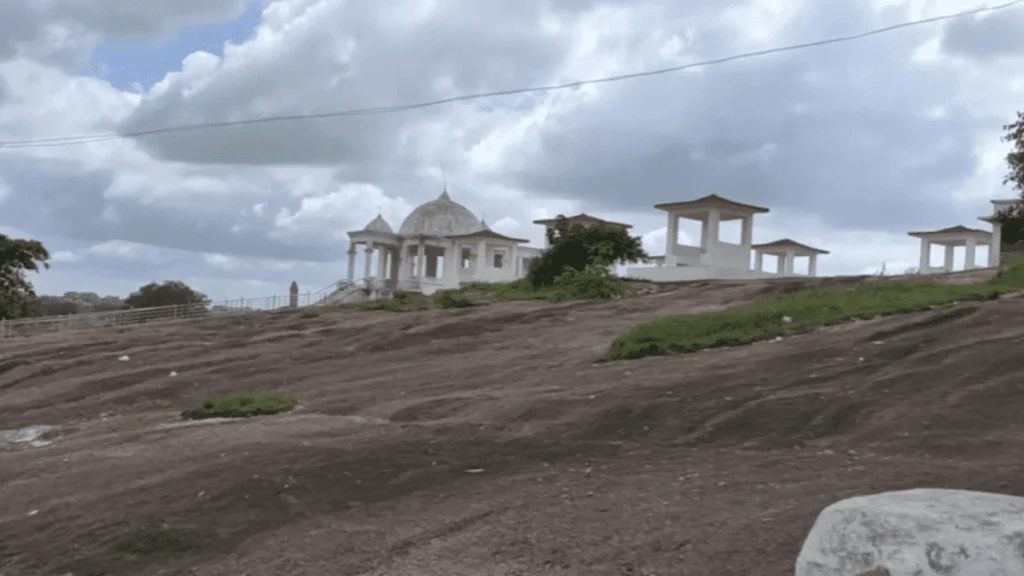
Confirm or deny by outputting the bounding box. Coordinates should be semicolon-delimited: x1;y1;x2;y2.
0;233;50;319
125;281;207;309
995;112;1024;245
527;216;648;288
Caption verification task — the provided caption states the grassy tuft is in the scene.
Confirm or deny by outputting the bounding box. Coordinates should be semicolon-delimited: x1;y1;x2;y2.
606;264;1024;361
182;392;296;420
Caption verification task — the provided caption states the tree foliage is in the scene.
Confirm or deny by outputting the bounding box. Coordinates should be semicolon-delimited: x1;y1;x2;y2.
996;112;1024;245
0;233;50;319
527;216;648;288
125;281;207;309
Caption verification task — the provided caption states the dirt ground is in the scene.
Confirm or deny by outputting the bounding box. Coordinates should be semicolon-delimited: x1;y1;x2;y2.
2;273;1024;576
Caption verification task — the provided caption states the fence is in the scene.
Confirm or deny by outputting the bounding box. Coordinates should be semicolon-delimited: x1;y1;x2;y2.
0;291;334;340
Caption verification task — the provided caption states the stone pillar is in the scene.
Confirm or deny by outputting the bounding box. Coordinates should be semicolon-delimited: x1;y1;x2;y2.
288;281;299;308
943;245;954;271
754;251;764;272
363;242;374;281
965;238;977;270
990;223;1002;268
809;254;818;277
919;239;931;273
784;250;795;275
346;246;357;281
416;239;426;279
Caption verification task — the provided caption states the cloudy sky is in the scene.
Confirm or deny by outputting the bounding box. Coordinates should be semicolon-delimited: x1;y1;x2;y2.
0;0;1022;301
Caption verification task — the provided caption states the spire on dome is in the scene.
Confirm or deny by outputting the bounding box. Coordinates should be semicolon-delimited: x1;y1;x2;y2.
438;190;451;201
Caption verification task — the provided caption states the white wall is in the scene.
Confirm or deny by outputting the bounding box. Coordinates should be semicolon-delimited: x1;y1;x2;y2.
625;265;774;282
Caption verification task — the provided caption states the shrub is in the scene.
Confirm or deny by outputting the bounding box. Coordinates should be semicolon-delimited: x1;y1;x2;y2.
527;216;647;288
434;290;474;308
182;393;296;420
551;265;629;302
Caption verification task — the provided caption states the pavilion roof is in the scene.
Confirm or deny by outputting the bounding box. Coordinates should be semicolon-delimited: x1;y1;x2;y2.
751;238;829;255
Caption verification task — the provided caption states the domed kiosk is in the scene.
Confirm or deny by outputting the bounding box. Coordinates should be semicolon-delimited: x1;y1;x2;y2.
345;190;543;298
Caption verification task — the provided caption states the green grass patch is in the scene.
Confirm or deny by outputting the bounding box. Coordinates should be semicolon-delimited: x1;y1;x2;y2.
606;264;1024;361
458;279;555;301
182;392;296;420
434;289;475;308
356;290;429;312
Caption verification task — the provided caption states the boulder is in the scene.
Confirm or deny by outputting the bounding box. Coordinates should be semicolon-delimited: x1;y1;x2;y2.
795;488;1024;576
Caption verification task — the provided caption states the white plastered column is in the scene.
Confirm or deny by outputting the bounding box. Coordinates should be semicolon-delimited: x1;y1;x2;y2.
665;213;679;266
476;240;487;273
775;255;785;275
754;250;764;272
362;242;374;281
443;240;460;288
943;245;955;271
740;216;753;247
346;246;357;281
416;238;426;279
919;239;931;273
809;254;818;277
990;223;1003;268
783;250;795;275
965;238;977;270
704;209;721;262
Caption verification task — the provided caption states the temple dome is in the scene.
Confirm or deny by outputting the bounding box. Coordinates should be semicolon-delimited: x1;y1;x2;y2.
360;214;394;234
398;191;480;237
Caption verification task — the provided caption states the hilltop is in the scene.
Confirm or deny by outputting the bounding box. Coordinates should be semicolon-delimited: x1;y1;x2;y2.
2;270;1023;575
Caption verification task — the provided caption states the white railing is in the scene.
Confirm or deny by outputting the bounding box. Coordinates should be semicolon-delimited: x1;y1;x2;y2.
0;281;362;340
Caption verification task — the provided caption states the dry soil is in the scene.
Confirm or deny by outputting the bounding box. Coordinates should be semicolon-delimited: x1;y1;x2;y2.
2;273;1023;576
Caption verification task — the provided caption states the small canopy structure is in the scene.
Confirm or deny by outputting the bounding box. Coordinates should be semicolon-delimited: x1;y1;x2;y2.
907;225;992;273
751;238;829;276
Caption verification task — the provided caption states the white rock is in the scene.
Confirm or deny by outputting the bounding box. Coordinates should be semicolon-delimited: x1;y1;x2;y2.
796;488;1024;576
117;355;130;361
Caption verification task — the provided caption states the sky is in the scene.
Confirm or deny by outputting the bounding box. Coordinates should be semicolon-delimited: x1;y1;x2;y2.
0;0;1022;301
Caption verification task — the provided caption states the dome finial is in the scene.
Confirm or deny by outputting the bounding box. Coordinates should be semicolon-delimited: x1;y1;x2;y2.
437;161;450;201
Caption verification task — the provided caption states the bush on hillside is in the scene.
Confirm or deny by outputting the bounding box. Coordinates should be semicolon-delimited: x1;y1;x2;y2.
125;281;207;309
550;265;629;302
181;393;296;420
527;216;647;288
434;290;474;308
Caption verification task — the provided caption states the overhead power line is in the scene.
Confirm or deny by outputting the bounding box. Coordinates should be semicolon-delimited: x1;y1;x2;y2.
1;0;1021;150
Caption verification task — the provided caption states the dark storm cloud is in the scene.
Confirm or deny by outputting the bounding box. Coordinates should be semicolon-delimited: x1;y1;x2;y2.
940;8;1024;59
510;1;983;232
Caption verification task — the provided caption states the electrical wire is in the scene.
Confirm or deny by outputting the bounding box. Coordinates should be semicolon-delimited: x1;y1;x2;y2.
1;0;1020;150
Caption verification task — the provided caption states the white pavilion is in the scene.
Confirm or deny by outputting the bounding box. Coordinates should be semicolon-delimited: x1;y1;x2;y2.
342;190;543;300
626;194;828;281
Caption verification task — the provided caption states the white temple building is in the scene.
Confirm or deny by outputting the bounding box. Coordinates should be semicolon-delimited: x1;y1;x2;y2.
343;190;543;300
